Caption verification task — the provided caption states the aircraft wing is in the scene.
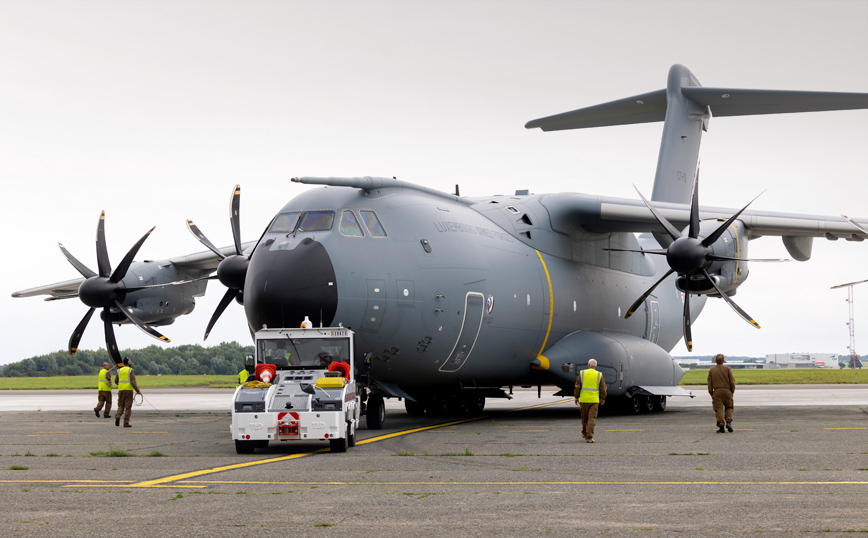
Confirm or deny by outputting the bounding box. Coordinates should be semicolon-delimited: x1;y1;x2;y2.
539;193;866;259
11;242;256;300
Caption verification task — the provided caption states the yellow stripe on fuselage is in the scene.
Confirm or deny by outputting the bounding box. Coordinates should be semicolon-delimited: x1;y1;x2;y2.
536;250;553;358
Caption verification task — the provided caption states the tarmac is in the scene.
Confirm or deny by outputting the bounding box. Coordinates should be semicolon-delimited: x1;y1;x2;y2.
0;386;866;536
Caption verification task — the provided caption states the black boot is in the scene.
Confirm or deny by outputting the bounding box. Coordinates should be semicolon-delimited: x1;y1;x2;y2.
726;422;733;432
717;426;725;433
115;416;120;427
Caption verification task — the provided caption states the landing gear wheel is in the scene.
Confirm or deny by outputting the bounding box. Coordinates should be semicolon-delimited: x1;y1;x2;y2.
235;439;255;454
627;394;642;414
462;395;485;415
405;398;426;416
653;395;667;412
329;433;348;453
347;423;356;448
642;395;655;413
366;394;385;429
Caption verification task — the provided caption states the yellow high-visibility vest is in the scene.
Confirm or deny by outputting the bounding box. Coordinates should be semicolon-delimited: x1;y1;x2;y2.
118;367;133;391
238;370;248;384
97;369;111;391
578;369;602;403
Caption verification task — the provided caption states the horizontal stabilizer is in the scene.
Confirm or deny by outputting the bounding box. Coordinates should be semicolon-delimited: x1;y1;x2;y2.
682;87;868;117
525;89;666;131
526;87;868;131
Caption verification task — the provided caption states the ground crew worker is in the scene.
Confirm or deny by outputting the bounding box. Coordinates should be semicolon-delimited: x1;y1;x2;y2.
238;368;248;384
114;357;141;428
707;353;736;433
574;358;607;443
93;362;113;418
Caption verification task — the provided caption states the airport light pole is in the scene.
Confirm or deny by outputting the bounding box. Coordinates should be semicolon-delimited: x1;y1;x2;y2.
830;279;868;369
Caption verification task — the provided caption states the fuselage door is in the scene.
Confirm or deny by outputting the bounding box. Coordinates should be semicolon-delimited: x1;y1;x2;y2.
438;292;485;373
645;300;660;344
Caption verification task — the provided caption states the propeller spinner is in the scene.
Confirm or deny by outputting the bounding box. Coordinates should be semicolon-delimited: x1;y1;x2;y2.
59;211;170;365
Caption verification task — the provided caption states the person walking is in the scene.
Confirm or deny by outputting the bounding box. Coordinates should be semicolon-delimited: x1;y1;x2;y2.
114;357;141;428
707;353;736;433
94;362;113;418
574;358;607;443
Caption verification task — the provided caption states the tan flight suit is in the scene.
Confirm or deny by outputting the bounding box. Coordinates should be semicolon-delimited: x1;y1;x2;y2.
574;369;608;441
707;363;736;428
114;367;141;427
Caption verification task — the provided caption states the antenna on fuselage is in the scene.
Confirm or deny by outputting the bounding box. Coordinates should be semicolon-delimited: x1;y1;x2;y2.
454;184;460;196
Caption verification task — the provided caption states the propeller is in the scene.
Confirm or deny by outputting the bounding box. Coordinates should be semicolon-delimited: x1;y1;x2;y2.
59;211;170;365
186;184;251;340
615;176;785;351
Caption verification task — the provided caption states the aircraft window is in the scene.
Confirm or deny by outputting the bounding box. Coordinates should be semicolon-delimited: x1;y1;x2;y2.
339;210;364;237
299;211;335;232
360;210;387;237
269;212;301;233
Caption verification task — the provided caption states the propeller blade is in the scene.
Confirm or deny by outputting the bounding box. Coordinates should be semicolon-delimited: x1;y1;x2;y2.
96;211;111;278
186;219;226;260
58;242;97;279
603;248;668;255
624;268;675;319
702;267;761;329
113;300;171;343
842;214;868;236
633;185;682;241
104;309;122;365
230;184;243;256
68;307;95;355
708;255;791;263
110;227;156;283
682;287;692;352
700;191;765;248
688;174;700;239
204;288;240;340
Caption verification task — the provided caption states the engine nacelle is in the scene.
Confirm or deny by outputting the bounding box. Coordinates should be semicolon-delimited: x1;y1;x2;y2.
674;219;749;297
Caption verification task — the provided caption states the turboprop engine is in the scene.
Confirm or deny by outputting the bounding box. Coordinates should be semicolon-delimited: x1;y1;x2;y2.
674;219;750;297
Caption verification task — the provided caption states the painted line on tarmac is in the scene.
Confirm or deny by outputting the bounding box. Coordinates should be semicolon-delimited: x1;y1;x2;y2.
112;399;568;489
823;427;867;430
181;480;868;486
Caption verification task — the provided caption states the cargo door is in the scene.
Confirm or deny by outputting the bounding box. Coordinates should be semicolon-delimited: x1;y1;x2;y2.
438;292;484;373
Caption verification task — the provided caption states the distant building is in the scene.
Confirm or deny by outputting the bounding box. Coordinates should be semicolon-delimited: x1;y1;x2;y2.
765;353;841;369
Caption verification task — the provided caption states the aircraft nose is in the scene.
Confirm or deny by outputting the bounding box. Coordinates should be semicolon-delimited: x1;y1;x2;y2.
244;237;338;330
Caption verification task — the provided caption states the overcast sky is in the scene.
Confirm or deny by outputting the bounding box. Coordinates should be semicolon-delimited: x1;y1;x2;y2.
2;0;867;364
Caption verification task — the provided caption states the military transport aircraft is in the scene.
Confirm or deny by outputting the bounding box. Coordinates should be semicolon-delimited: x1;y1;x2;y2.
12;65;868;423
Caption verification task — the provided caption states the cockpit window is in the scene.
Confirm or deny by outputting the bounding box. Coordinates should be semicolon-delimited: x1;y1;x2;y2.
269;212;301;233
360;210;387;237
298;210;335;232
339;210;364;237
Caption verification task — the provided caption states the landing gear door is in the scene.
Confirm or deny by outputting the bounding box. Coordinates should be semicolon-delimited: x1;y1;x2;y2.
438;292;484;373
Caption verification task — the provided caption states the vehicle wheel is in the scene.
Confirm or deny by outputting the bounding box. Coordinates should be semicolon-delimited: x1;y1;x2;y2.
404;398;426;416
642;395;655;413
627;394;642;414
366;394;385;429
347;423;356;448
653;395;667;412
235;439;255;454
329;433;348;453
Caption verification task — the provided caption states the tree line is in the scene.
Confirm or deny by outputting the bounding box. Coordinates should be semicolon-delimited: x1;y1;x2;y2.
0;342;254;378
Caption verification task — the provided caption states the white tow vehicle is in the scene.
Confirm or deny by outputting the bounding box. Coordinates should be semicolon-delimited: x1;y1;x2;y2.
231;327;360;454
